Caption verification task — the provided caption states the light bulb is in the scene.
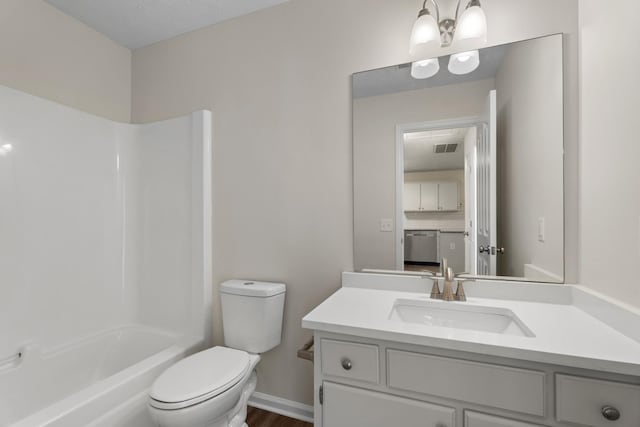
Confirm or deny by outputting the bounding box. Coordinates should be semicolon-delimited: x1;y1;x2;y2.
409;11;441;56
0;143;13;156
411;58;440;79
455;5;487;43
448;50;480;75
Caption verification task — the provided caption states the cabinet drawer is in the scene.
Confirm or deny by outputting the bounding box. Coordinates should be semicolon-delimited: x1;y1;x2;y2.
321;339;379;384
556;374;640;427
464;411;546;427
324;382;455;427
387;349;545;416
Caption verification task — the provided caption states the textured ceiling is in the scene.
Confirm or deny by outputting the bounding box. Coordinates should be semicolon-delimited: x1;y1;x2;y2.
404;127;470;172
46;0;291;49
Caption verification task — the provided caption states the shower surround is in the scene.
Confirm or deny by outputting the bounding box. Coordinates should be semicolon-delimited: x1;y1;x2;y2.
0;85;212;426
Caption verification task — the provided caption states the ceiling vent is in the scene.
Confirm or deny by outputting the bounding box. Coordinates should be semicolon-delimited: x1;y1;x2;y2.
433;143;458;154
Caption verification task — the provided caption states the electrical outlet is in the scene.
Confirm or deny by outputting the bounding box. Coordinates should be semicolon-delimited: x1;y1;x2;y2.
450;242;456;250
537;217;545;242
380;219;393;232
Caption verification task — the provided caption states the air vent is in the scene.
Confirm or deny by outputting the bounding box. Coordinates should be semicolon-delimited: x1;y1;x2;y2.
433;143;458;154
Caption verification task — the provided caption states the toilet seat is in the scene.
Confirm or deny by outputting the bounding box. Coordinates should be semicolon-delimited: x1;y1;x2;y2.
149;347;250;410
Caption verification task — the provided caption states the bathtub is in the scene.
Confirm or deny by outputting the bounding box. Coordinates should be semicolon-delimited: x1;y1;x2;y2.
1;325;202;427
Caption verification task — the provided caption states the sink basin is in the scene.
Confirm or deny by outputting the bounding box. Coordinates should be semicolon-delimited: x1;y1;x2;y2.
389;299;534;337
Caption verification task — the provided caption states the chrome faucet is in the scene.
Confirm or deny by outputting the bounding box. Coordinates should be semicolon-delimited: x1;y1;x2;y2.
430;258;469;302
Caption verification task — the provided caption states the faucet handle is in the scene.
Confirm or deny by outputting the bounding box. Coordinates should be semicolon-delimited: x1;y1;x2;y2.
430;280;442;299
455;280;467;302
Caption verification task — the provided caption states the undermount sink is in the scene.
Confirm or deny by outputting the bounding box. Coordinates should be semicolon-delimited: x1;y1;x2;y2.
389;298;535;337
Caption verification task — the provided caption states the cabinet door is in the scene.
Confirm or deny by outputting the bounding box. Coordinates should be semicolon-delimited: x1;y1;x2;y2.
465;411;545;427
420;182;439;211
403;183;421;211
323;382;455;427
438;182;459;211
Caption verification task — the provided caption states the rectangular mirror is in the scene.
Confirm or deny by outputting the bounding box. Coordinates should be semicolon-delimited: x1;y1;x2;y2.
353;34;564;282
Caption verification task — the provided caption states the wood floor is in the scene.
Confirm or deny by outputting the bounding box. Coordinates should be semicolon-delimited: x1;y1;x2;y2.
404;263;440;273
246;407;312;427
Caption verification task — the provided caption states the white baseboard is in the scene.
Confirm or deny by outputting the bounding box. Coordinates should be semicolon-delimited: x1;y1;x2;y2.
248;391;314;423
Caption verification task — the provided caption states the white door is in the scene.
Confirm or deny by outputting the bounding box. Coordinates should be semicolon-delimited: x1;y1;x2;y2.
438;182;458;211
477;90;497;276
403;183;421;211
420;182;439;211
323;382;455;427
464;126;478;275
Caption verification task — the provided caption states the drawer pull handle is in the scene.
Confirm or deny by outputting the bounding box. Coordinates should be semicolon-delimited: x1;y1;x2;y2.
341;358;352;371
602;406;621;421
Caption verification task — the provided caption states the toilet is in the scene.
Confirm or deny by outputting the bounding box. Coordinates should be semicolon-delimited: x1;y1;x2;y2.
148;280;286;427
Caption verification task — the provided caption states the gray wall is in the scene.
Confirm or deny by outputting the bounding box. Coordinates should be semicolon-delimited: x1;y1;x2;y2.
496;36;564;279
579;1;640;307
131;0;579;405
0;0;131;121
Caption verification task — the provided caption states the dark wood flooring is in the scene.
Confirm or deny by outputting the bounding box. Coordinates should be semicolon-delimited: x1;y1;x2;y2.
404;263;440;273
247;407;313;427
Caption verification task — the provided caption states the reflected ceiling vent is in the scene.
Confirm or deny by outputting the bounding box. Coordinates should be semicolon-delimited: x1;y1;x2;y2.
433;143;458;153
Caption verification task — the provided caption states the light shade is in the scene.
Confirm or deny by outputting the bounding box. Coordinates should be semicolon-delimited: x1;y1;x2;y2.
409;11;441;55
411;58;440;79
448;50;480;75
455;5;487;43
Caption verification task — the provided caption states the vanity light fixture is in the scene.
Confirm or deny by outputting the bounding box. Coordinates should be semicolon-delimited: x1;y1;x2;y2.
409;0;487;78
448;50;480;74
411;58;440;79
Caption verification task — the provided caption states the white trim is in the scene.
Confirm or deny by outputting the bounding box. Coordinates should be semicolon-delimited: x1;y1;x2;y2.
395;116;482;271
248;391;314;423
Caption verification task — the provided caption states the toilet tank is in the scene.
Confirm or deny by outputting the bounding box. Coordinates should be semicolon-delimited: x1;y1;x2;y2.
220;280;286;354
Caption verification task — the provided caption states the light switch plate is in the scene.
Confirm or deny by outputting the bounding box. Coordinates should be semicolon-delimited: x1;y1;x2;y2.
380;218;393;232
537;217;545;242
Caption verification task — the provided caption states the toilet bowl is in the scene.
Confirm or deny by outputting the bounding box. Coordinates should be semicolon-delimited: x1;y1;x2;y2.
149;347;260;427
148;280;286;427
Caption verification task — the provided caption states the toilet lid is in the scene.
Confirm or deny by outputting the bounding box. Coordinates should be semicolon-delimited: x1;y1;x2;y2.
150;346;250;408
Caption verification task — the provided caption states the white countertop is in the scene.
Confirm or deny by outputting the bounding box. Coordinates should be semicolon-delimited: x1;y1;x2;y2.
405;228;465;233
302;279;640;377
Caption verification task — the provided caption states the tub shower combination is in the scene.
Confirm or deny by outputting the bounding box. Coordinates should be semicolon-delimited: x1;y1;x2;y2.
0;85;212;427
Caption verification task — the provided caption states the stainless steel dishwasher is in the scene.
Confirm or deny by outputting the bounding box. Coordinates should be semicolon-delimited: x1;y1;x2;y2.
404;230;439;264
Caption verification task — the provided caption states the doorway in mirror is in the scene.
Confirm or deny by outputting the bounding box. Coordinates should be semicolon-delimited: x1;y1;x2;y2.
396;96;495;278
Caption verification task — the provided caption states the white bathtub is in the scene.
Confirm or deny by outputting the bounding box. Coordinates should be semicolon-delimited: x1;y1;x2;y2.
1;325;201;427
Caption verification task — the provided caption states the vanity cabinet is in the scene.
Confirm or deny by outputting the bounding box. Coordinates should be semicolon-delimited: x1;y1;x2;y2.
313;333;640;427
323;382;455;427
464;412;546;427
404;181;458;212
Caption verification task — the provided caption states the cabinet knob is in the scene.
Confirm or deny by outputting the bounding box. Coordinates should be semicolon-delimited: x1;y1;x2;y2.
340;358;352;371
602;405;621;421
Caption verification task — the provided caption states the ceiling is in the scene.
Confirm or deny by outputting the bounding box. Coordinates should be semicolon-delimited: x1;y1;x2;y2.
404;127;470;173
45;0;291;49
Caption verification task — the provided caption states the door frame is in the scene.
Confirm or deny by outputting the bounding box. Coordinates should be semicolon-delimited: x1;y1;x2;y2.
395;116;482;270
